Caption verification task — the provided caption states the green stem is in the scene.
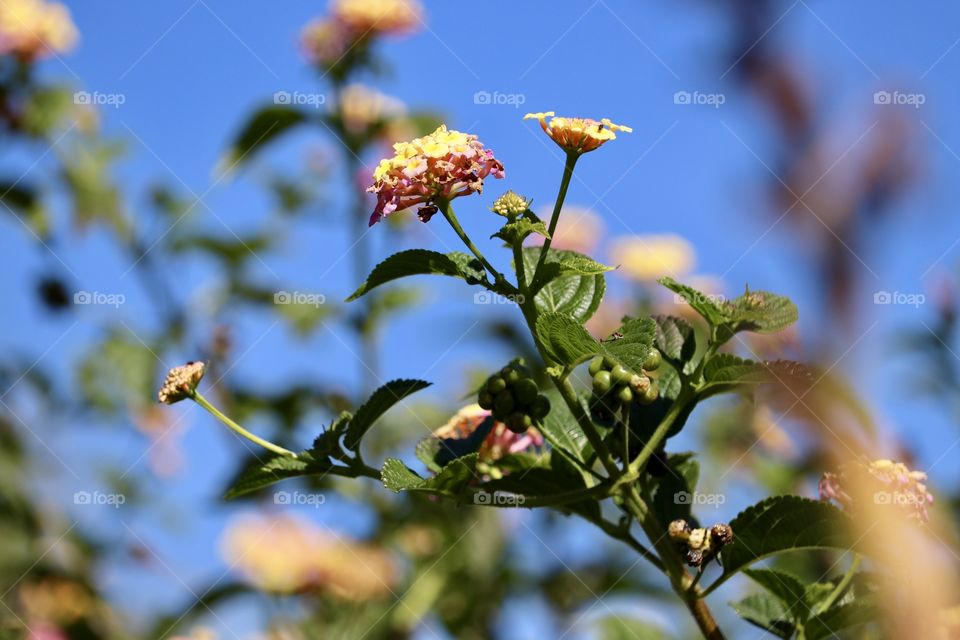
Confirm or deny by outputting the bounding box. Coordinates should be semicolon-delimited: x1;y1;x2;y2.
192;391;298;458
815;553;861;615
627;388;694;476
554;374;621;478
437;199;507;288
532;151;578;287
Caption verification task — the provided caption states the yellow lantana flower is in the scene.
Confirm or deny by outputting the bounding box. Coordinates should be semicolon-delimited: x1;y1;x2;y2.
0;0;77;59
610;234;695;281
524;111;632;154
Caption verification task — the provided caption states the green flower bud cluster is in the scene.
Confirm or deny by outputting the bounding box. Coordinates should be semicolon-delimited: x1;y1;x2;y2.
490;190;531;220
668;519;734;567
587;349;661;423
477;360;551;433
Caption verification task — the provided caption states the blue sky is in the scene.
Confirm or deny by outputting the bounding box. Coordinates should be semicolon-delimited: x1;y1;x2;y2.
4;1;960;637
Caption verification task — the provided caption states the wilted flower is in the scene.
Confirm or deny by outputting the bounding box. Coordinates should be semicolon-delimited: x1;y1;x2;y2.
524;111;631;154
433;404;542;464
157;362;205;404
610;234;696;282
668;519;734;567
819;458;934;522
0;0;77;60
336;83;405;136
367;125;504;225
221;513;396;599
330;0;422;36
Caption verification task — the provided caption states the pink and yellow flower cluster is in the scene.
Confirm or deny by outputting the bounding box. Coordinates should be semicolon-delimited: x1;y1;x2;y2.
0;0;77;60
368;125;504;225
524;111;632;154
301;0;422;66
433;404;542;464
820;458;934;522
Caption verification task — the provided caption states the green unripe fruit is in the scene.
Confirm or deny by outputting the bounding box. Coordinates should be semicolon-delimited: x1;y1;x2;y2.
487;375;507;394
494;390;515;416
588;356;605;377
502;367;521;385
610;364;633;385
514;378;539;404
592;370;613;394
603;355;617;369
638;382;659;405
530;395;551;419
617;385;634;404
643;349;662;371
506;412;530;434
478;391;494;410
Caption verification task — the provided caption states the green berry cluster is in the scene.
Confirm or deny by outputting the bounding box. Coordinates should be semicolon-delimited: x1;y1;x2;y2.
478;361;551;433
588;349;662;423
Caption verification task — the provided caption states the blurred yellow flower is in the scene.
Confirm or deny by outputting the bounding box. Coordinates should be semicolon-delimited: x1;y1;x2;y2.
221;513;396;600
526;205;603;254
337;84;405;136
19;578;91;625
524;111;631;154
331;0;422;36
610;234;696;282
0;0;77;59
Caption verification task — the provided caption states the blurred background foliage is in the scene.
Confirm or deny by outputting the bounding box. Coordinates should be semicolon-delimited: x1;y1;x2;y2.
1;0;959;638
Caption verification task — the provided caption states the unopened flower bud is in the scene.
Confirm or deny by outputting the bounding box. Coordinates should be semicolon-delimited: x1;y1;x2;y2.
158;362;205;404
490;190;530;219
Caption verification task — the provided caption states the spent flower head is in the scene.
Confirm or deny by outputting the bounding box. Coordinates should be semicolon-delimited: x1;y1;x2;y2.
524;111;631;155
0;0;77;60
819;458;934;522
367;125;504;225
490;190;531;219
158;362;205;404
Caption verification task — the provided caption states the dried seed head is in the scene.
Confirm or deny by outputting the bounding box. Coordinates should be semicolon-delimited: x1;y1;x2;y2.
710;523;734;546
158;362;205;404
668;519;691;541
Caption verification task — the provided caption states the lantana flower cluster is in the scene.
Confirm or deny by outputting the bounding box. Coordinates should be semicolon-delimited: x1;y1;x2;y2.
0;0;77;60
524;111;632;154
367;125;504;225
301;0;422;67
820;458;934;522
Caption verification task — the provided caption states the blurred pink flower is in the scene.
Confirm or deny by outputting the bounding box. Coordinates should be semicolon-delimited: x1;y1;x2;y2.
526;205;603;255
820;458;934;522
0;0;77;60
367;125;504;225
433;404;543;463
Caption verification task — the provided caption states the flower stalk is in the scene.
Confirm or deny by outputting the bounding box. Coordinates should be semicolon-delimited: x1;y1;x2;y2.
192;390;298;459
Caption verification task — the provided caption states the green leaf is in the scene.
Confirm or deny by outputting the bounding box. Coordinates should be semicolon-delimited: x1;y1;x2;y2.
603;316;658;374
652;452;700;526
344;379;431;449
744;568;810;622
653;315;696;364
595;616;667;640
520;248;605;323
803;598;877;640
493;212;549;246
535;312;600;367
347;249;486;301
381;454;478;499
222;104;310;168
537;389;592;465
702;355;812;391
224;453;324;499
729;593;796;639
659;276;728;325
724;288;799;335
718;496;854;581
